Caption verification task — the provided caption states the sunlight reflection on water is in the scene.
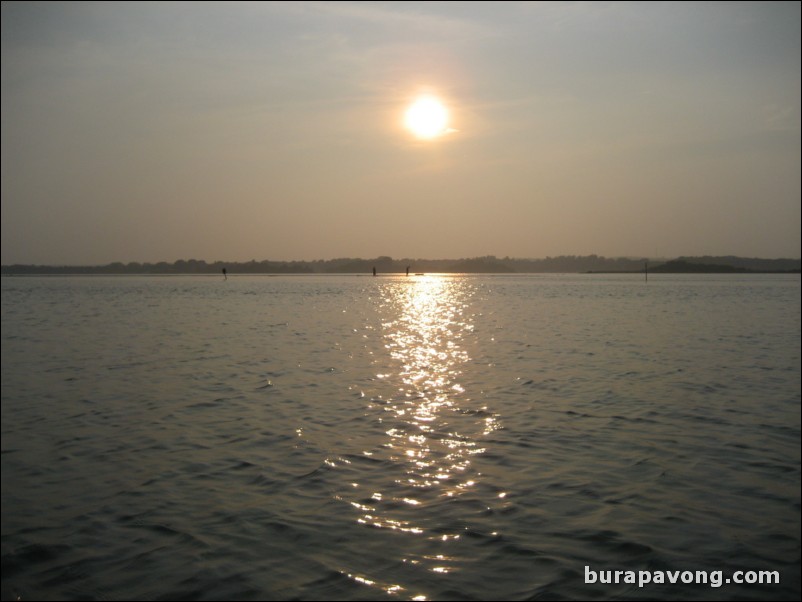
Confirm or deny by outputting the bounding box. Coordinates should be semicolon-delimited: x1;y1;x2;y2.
382;277;476;490
339;275;503;598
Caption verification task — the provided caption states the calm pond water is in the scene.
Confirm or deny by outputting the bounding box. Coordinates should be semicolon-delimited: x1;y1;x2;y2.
2;274;800;601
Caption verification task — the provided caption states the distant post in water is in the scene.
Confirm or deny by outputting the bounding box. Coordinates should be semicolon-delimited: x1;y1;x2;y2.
644;261;648;282
222;267;227;280
373;266;376;277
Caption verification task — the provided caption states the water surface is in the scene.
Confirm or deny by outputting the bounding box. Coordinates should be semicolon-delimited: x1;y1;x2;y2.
2;274;799;600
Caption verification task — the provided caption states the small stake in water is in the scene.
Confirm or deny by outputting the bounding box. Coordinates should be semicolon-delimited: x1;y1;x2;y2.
645;261;648;282
222;267;227;281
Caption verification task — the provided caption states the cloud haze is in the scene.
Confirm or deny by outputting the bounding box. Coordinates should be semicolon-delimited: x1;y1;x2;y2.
2;1;799;264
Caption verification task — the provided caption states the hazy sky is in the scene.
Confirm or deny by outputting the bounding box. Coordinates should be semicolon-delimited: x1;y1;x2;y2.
2;1;800;265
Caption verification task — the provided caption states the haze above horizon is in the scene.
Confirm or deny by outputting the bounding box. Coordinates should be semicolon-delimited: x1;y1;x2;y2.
2;2;800;265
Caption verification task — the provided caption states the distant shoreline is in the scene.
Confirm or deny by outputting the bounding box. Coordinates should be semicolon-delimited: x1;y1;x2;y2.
2;255;799;276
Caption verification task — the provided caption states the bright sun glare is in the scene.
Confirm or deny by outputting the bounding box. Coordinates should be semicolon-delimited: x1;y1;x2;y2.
404;96;449;139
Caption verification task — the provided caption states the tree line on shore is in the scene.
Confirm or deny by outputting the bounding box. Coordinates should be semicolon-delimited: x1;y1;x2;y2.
2;255;799;275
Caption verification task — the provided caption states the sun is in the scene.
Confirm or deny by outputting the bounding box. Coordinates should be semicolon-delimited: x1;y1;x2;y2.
404;96;449;139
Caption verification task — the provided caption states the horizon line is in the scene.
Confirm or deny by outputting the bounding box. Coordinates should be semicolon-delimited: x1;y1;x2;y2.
3;253;801;269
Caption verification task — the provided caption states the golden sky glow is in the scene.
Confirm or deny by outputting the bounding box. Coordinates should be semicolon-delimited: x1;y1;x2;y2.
1;2;799;264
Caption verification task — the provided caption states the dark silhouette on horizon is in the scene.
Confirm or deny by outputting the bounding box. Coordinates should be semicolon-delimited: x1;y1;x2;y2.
2;255;799;275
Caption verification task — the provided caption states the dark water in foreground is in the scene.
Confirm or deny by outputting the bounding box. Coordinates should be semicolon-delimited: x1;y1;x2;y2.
2;274;800;601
